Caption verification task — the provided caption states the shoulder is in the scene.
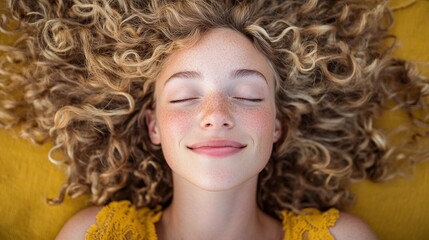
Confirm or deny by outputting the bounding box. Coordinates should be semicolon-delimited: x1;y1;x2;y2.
56;200;162;240
329;212;378;240
56;206;102;240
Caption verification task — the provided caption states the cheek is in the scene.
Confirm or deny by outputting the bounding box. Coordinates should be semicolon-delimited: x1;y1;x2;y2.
239;109;275;167
156;109;194;166
240;108;276;140
158;108;194;139
240;107;277;164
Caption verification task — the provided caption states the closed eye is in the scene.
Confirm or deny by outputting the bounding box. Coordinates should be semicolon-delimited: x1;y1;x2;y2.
233;97;263;102
170;98;199;103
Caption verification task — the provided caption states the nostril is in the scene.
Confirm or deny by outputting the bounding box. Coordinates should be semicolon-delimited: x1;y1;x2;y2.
203;121;231;128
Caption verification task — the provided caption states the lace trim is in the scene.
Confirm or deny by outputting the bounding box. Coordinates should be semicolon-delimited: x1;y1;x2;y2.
282;208;339;240
86;200;338;240
85;201;162;240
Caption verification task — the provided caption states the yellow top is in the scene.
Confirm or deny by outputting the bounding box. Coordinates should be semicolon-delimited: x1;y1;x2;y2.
86;200;339;240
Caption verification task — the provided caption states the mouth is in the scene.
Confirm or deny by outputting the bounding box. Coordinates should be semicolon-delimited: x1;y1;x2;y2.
187;139;246;157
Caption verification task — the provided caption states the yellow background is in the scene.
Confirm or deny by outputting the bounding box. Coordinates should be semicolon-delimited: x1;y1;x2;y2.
0;0;428;239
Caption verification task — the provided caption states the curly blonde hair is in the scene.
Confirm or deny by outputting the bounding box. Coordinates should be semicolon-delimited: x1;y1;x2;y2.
1;0;428;219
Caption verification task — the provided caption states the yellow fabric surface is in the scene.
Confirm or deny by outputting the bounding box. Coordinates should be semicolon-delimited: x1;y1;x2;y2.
0;1;428;239
86;200;339;240
348;1;429;239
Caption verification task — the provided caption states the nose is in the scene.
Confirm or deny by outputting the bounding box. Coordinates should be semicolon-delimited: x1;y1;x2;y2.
199;95;234;129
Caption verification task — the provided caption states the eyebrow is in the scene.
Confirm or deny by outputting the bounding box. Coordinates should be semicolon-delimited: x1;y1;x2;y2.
165;69;268;85
165;71;201;86
231;69;268;84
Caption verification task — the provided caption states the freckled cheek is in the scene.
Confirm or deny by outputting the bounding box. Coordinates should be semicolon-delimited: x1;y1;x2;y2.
157;109;194;138
239;108;276;139
239;108;277;164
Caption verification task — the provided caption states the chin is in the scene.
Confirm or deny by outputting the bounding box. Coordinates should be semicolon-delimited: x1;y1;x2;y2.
183;171;259;192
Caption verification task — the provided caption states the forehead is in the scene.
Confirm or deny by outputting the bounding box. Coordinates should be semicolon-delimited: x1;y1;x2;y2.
156;28;275;87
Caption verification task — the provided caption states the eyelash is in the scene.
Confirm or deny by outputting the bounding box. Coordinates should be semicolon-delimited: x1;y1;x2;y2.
233;97;263;102
170;98;198;103
170;97;263;103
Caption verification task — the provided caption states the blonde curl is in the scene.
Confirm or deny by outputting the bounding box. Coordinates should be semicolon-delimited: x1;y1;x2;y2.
1;0;428;219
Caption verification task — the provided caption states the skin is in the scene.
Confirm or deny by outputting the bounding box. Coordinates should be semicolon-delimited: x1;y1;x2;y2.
146;27;283;240
56;28;378;240
147;28;282;193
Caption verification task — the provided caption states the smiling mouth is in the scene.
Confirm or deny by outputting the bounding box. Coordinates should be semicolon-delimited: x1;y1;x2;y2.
187;140;246;157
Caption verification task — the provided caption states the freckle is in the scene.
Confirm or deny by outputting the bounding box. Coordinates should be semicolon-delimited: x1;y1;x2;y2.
161;109;191;135
243;107;274;132
199;93;235;118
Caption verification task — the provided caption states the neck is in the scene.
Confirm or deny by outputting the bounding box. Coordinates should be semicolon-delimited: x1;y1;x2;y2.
156;175;282;240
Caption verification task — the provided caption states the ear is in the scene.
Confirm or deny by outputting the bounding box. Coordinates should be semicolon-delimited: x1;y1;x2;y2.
273;118;282;142
144;110;161;145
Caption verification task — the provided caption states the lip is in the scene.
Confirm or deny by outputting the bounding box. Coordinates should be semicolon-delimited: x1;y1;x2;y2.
187;139;246;157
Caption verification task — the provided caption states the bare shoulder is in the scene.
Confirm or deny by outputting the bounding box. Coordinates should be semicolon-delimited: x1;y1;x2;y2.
55;206;102;240
329;212;378;240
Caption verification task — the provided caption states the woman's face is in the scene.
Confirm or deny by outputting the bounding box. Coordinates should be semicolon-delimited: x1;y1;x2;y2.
146;28;281;191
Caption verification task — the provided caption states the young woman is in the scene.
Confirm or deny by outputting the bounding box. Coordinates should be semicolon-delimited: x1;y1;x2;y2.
1;0;427;239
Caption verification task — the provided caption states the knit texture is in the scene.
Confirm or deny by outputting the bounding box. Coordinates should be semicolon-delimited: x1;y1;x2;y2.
86;200;339;240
